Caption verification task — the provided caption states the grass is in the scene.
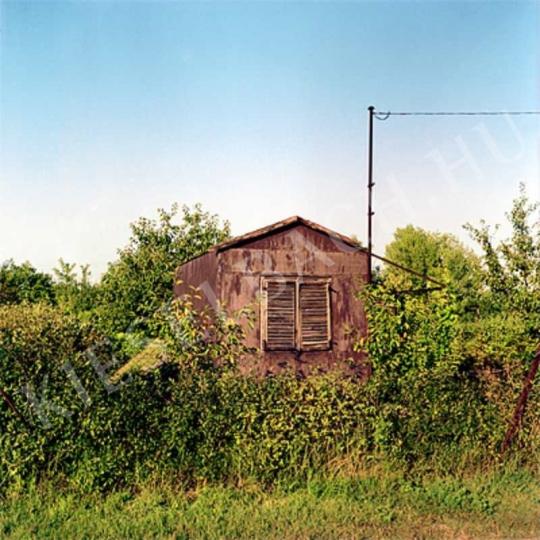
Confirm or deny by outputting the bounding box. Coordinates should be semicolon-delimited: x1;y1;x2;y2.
1;468;539;539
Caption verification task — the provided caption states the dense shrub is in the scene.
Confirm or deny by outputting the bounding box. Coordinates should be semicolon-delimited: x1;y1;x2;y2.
1;294;538;495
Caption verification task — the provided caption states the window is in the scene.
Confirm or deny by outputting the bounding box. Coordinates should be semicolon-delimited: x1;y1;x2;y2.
261;277;331;351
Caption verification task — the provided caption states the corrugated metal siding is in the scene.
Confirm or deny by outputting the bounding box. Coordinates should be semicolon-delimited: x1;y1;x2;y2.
174;251;219;312
174;223;369;377
217;224;369;377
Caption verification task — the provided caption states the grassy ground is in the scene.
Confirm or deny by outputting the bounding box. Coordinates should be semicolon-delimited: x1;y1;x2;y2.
1;469;539;539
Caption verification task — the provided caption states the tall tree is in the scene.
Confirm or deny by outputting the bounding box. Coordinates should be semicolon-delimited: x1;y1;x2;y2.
0;260;55;305
465;184;539;346
53;259;97;321
96;203;230;337
382;225;483;314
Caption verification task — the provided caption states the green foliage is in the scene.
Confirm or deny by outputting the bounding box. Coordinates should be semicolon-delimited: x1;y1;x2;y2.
0;303;176;491
96;204;230;337
226;373;373;481
0;304;99;486
52;259;98;321
383;225;482;315
357;284;504;463
0;260;55;305
156;293;254;371
1;297;538;494
359;287;459;376
465;183;540;343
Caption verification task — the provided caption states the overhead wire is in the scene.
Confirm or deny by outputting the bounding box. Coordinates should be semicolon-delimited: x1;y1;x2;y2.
375;111;540;118
366;106;539;290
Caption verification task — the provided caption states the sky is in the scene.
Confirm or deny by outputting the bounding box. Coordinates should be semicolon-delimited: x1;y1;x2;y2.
0;0;538;277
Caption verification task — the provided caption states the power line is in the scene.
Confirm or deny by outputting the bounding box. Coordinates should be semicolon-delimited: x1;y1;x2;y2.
375;110;540;119
364;105;540;284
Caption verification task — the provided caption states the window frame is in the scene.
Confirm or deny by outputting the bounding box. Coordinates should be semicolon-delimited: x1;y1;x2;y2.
260;275;332;352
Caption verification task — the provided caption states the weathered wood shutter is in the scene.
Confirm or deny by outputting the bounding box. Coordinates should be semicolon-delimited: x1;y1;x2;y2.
299;281;331;351
262;277;331;352
263;280;296;350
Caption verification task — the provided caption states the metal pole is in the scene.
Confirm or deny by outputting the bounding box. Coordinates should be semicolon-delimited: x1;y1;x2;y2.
367;106;375;283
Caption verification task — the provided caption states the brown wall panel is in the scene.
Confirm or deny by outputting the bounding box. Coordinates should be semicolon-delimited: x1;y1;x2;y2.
175;223;369;377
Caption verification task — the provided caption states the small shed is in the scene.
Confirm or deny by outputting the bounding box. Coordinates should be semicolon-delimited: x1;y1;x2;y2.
174;216;369;377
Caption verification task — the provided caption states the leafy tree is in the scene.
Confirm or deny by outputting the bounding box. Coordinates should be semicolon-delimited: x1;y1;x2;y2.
463;184;539;369
96;203;230;337
465;184;539;323
53;259;98;321
0;260;55;305
382;226;483;314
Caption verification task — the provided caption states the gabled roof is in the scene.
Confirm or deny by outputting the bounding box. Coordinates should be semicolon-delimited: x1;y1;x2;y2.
178;215;445;287
213;215;365;253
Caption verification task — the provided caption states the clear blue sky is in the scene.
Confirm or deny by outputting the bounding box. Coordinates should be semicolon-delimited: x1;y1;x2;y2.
1;0;538;276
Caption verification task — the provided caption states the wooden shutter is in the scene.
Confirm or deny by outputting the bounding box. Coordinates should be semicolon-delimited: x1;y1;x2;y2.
263;280;296;350
299;281;331;351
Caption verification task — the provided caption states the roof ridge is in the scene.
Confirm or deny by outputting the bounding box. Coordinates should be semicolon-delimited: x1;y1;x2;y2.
214;215;364;253
177;216;365;268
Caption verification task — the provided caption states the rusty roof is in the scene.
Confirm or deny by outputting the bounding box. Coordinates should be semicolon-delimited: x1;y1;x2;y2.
213;215;365;253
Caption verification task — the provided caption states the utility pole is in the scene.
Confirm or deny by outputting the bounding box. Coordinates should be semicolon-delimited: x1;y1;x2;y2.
367;105;375;283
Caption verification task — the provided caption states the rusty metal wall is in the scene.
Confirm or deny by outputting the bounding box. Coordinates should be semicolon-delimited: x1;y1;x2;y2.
174;251;219;312
217;224;369;377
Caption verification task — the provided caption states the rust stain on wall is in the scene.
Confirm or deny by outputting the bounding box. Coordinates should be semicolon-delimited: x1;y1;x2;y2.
175;216;369;377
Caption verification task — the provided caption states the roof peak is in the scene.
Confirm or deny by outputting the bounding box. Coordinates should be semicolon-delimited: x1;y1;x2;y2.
214;215;364;253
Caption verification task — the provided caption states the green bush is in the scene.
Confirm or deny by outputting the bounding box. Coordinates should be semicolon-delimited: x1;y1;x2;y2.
0;282;539;495
0;260;55;306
